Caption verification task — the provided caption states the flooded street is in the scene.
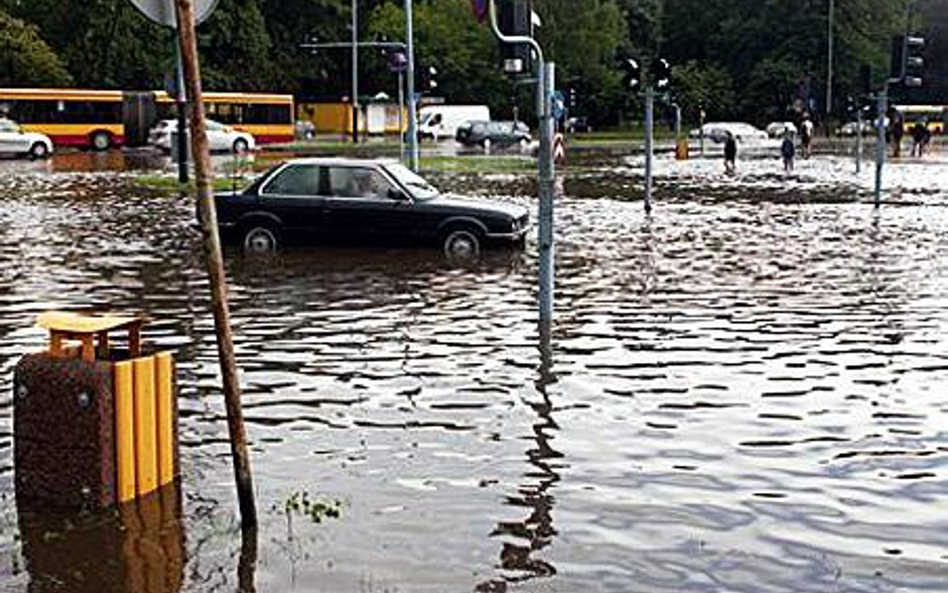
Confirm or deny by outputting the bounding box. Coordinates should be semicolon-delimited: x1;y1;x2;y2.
1;147;948;592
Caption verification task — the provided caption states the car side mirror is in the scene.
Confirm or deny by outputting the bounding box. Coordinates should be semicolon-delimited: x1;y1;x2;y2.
388;188;410;202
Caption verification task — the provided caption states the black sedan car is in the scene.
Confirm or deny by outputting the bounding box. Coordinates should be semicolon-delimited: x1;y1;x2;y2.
213;158;529;258
455;120;531;149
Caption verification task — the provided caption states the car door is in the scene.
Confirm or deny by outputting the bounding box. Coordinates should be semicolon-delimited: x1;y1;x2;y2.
256;163;326;243
0;120;24;154
321;166;416;245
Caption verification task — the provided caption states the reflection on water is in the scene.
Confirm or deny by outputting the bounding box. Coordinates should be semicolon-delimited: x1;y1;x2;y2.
17;485;184;593
1;157;948;592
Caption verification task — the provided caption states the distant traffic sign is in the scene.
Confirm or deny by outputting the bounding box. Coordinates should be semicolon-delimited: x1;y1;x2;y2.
552;90;566;121
470;0;489;21
127;0;220;27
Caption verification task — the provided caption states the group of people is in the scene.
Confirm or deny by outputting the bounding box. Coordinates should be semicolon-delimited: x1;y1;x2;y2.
890;112;933;158
723;114;813;175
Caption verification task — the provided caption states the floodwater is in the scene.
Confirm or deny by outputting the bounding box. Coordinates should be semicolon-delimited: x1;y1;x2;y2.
1;146;948;592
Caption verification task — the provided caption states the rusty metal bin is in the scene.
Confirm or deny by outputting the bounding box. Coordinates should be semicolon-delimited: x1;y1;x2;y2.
13;312;179;509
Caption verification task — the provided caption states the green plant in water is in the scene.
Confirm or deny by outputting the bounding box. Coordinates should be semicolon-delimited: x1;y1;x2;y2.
276;491;342;525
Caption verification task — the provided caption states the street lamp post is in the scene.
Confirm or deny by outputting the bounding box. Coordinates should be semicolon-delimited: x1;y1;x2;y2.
351;0;359;143
405;0;419;170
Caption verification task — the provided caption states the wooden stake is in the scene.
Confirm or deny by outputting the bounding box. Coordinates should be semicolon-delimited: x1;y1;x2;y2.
173;0;257;528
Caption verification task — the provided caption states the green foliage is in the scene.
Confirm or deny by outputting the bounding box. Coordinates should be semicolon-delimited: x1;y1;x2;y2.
0;9;72;86
277;491;342;524
671;60;734;121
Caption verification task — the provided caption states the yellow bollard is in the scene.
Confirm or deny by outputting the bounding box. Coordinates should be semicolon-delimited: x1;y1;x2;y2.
115;360;137;503
133;356;158;497
155;352;176;487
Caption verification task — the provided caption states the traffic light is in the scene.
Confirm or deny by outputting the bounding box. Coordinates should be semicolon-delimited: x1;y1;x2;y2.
622;58;641;91
890;34;925;87
904;35;925;88
421;65;438;93
568;88;577;110
498;0;533;74
653;58;672;90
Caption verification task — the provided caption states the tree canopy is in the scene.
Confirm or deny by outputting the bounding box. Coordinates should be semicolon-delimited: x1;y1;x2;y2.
0;0;941;126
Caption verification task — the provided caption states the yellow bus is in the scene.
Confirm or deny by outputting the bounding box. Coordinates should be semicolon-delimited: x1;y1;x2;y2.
895;104;946;135
0;88;294;150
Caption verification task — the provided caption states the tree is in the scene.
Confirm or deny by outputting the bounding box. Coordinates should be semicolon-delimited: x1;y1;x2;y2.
0;9;72;86
671;60;734;122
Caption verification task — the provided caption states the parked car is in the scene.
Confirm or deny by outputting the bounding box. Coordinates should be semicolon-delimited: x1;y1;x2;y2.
566;116;593;134
212;158;529;259
689;122;769;143
766;121;798;138
149;119;255;153
837;120;877;136
455;120;531;149
418;105;491;140
0;118;53;159
294;120;316;141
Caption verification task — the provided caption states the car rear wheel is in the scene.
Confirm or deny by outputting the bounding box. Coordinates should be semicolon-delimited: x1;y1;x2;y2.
443;228;481;261
243;225;279;254
29;142;49;160
91;131;111;152
233;138;249;154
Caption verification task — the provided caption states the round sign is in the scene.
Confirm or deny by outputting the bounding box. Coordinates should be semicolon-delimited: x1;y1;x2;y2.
128;0;220;27
470;0;489;22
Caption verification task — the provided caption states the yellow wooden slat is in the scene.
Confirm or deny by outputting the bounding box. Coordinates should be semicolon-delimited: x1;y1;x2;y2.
155;352;176;487
114;361;137;503
133;357;158;496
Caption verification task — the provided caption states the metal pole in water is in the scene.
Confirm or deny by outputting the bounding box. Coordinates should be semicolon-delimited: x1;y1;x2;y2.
538;61;556;323
644;86;654;214
173;0;257;529
398;69;405;163
874;89;887;208
405;0;420;170
856;107;863;174
174;33;189;184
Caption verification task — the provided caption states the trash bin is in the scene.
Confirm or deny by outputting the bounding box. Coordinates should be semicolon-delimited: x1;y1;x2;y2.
13;312;179;509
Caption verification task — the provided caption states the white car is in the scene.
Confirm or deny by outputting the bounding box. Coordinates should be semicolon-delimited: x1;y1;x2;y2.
0;118;53;159
766;121;798;138
149;119;255;154
690;122;769;143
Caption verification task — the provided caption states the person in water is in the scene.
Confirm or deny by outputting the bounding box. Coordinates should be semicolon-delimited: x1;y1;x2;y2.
724;132;737;174
781;131;796;173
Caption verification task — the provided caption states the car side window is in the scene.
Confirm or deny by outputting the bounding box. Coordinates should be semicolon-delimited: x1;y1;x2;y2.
262;164;321;196
328;167;393;200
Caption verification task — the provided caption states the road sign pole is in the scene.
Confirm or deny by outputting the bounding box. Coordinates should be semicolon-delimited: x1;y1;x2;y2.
351;0;359;143
398;69;405;162
173;0;256;529
644;86;654;214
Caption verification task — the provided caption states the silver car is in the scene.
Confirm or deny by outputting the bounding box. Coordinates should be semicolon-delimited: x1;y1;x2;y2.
0;118;53;159
149;118;255;154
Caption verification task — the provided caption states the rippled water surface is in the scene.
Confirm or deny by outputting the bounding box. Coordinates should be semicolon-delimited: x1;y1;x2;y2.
1;150;948;592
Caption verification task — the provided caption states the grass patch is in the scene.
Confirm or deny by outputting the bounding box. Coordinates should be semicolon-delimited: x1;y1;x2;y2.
133;174;251;192
420;155;535;173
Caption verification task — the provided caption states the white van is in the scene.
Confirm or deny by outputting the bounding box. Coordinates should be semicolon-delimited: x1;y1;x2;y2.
418;105;490;140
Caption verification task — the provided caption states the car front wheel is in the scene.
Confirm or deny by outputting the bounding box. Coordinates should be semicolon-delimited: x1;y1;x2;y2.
443;228;481;261
243;225;279;253
233;138;249;154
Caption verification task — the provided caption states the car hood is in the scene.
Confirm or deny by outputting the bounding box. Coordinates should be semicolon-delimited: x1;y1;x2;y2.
425;194;528;218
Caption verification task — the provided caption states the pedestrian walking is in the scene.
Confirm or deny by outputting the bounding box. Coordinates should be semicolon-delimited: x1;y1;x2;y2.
920;124;932;158
724;132;737;175
800;114;813;159
781;132;795;172
891;110;904;158
911;121;926;157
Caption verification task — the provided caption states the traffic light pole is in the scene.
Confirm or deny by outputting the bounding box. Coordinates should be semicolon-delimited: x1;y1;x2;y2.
855;106;863;174
406;0;420;170
488;0;556;324
644;86;654;214
873;88;887;208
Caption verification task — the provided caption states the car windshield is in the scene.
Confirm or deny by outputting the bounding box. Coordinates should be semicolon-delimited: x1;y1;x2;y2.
383;163;440;200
